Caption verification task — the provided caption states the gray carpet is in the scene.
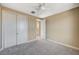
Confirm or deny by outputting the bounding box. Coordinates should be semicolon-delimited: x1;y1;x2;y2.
0;40;79;55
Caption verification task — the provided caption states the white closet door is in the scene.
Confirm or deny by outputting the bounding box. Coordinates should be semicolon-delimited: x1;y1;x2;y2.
17;14;28;45
2;10;16;48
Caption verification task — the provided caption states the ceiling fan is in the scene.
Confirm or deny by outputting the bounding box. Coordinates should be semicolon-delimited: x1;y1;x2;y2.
31;3;46;15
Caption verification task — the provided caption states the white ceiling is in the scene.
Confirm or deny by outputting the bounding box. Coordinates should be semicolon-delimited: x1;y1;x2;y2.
1;3;79;18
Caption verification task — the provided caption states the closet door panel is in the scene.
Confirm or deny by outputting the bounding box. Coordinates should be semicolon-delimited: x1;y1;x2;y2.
2;9;16;48
17;14;28;45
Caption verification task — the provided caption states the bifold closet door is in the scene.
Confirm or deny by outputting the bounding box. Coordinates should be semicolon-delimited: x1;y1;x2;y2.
17;14;28;45
2;9;16;48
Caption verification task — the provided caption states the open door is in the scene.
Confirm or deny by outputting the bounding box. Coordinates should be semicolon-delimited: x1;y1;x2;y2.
36;19;40;39
40;19;46;39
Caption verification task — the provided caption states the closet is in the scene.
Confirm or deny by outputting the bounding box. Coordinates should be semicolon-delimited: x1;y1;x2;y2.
0;6;38;50
1;8;28;49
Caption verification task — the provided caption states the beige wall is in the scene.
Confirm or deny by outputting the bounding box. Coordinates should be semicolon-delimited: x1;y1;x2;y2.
46;7;79;48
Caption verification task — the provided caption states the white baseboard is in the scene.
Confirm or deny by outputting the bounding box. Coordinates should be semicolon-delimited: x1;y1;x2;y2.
16;39;38;45
47;39;79;51
0;39;38;52
25;39;38;43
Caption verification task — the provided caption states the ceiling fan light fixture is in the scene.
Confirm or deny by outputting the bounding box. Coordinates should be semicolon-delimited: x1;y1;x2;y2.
41;6;45;10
